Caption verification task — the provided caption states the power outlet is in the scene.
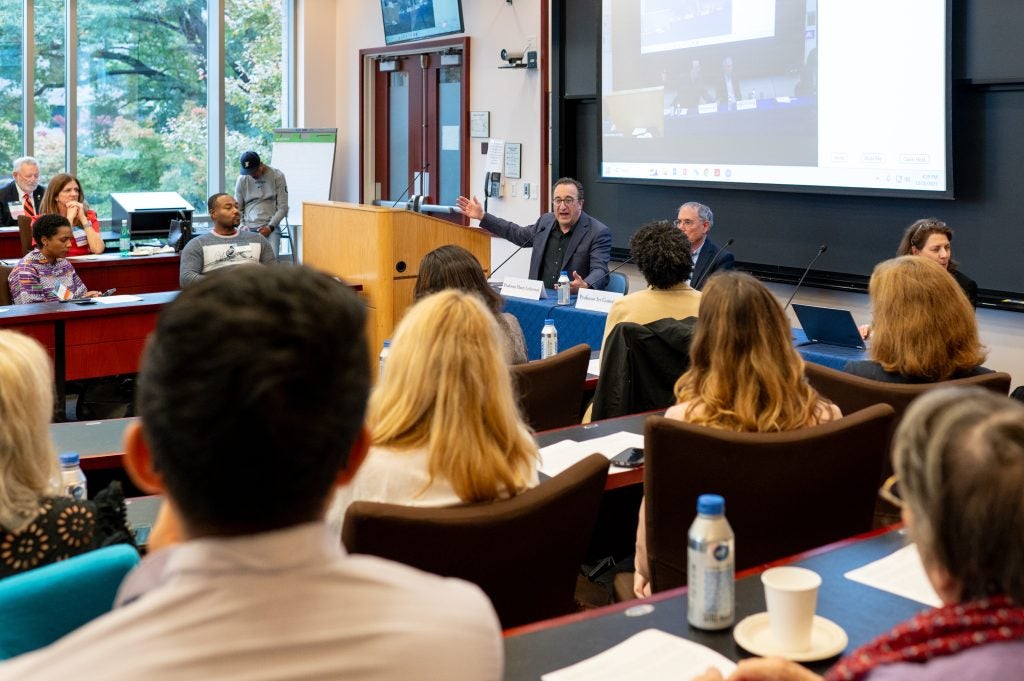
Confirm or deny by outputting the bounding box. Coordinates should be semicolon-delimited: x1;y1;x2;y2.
510;181;519;198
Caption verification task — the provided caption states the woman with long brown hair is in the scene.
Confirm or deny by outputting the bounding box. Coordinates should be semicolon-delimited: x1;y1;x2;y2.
634;271;839;597
896;218;976;306
37;173;105;256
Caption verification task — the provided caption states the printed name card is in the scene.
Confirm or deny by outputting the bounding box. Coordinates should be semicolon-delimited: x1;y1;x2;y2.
500;277;545;300
575;288;622;313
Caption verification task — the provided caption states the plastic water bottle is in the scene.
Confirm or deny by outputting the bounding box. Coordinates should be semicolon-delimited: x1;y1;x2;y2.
556;270;571;305
687;493;734;630
59;452;88;501
119;223;131;257
379;339;391;378
540;318;558;359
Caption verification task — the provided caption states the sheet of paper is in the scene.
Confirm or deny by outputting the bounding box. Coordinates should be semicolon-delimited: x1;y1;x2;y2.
587;358;601;376
844;543;941;607
95;295;144;305
539;439;584;478
541;628;737;681
577;431;645;460
485;139;505;174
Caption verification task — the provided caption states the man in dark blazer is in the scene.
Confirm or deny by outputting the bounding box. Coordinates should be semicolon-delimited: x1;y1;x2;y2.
456;177;612;291
677;201;734;290
0;156;46;226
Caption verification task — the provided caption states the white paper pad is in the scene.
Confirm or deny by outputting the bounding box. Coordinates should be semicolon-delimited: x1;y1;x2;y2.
538;431;644;477
541;628;737;681
844;543;941;607
95;295;144;305
587;358;601;376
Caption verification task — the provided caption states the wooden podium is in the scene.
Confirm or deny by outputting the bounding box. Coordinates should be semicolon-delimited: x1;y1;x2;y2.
302;202;491;362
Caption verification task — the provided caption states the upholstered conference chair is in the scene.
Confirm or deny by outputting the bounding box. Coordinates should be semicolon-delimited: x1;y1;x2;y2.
343;454;610;629
0;544;140;659
804;362;1011;479
0;265;12;306
641;404;895;594
17;215;33;255
511;343;590;431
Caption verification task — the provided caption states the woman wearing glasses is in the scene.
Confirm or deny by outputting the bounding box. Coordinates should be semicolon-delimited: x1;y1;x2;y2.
896;218;976;306
693;386;1024;681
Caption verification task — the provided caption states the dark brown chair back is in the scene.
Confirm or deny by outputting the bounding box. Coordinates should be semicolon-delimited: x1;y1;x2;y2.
0;265;12;306
511;343;590;431
342;453;610;629
17;215;32;255
804;362;1011;479
643;404;895;593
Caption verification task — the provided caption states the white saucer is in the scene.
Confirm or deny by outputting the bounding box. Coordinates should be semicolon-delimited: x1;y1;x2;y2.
733;612;848;662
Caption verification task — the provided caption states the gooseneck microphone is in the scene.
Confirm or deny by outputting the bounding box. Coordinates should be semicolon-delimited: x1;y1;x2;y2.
391;163;430;208
487;243;527;283
590;256;634;290
690;238;735;291
783;244;828;311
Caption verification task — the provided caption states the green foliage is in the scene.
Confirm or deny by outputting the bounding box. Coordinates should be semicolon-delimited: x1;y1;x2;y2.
1;0;284;216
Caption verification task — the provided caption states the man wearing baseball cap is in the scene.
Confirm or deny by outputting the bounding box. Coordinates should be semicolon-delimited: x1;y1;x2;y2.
234;150;289;258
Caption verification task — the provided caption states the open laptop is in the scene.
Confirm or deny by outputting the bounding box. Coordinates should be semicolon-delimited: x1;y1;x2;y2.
792;303;865;350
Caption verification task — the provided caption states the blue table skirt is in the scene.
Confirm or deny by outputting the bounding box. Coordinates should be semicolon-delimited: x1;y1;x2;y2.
502;291;607;360
503;295;867;369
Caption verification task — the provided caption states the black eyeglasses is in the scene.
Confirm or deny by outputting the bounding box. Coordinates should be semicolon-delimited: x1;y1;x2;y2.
552;197;578;206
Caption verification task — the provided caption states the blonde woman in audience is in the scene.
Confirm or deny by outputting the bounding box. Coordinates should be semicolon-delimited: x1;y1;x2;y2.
845;256;989;383
693;387;1024;681
633;271;840;597
0;331;134;578
328;290;539;531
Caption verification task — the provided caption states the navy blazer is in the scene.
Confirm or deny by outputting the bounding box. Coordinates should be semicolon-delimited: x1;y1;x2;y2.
480;210;612;289
691;238;735;290
0;180;46;227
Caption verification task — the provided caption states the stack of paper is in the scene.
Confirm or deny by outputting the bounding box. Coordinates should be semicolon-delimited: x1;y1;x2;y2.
539;431;644;477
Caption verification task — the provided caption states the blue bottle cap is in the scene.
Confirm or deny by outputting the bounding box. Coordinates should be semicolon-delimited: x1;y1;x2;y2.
382;339;391;348
59;451;80;466
697;494;725;515
560;270;568;276
544;318;555;325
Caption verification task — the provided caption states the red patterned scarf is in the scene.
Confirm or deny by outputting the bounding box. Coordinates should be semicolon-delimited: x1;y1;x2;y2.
825;596;1024;681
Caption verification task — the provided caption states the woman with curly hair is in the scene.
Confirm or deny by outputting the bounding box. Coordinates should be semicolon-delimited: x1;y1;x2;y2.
599;219;701;349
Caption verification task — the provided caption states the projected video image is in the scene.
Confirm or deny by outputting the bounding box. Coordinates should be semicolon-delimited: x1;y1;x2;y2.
641;0;734;52
601;0;950;195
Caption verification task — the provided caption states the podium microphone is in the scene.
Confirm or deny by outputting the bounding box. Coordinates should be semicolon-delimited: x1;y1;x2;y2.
691;238;735;290
391;163;430;208
783;244;828;311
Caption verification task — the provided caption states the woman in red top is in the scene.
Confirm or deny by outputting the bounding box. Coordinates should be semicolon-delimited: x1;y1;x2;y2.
36;173;104;256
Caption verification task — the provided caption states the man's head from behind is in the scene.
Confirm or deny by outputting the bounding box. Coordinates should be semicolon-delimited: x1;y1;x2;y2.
132;266;370;536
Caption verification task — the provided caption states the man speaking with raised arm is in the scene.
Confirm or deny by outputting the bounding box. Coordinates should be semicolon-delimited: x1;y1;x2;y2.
457;177;612;292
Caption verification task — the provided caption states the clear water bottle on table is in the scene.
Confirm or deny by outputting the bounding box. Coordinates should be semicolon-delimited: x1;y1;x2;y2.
59;451;88;501
687;493;735;630
556;270;571;306
540;318;558;359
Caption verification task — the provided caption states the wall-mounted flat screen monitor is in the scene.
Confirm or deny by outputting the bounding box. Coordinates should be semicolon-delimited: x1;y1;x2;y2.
600;0;952;198
381;0;465;45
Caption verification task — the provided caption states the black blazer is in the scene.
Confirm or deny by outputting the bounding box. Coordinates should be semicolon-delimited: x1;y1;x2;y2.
0;181;45;227
691;238;735;290
480;210;613;289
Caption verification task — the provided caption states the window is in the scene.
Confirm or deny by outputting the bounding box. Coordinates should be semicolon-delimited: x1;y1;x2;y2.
7;1;289;217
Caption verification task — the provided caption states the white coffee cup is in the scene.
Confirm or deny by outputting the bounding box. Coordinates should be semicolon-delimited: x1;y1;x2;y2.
761;566;821;652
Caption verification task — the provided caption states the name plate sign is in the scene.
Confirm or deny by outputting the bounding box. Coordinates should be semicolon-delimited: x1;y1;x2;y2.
575;288;623;313
500;277;545;300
